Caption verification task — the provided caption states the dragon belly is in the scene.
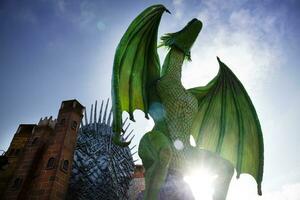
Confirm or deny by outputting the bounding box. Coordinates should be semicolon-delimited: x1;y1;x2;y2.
157;77;198;171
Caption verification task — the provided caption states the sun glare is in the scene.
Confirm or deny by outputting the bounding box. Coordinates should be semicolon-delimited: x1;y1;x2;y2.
183;168;218;200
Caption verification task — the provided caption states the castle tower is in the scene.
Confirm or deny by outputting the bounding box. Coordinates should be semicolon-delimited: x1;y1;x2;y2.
3;99;84;200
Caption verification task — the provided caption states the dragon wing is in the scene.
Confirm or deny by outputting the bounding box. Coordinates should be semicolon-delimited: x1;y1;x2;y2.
189;57;264;195
112;5;168;146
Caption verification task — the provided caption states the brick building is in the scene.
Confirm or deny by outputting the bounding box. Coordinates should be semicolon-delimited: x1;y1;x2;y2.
0;99;146;200
0;99;84;200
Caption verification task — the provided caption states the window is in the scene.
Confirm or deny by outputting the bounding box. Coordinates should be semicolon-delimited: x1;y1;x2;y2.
15;149;21;156
12;177;22;189
71;121;78;130
46;157;55;169
31;137;38;145
61;160;69;172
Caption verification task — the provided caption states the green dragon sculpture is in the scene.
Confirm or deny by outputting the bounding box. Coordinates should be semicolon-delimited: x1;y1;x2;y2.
111;5;264;200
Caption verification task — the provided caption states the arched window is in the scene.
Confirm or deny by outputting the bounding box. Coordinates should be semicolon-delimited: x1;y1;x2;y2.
62;160;69;171
46;157;55;169
12;177;22;189
71;121;78;130
31;137;38;145
15;149;20;156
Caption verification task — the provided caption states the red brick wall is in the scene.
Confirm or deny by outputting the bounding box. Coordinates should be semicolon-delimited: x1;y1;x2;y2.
0;125;34;197
30;100;84;200
2;99;84;200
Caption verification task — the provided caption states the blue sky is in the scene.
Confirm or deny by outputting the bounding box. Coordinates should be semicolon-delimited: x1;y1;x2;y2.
0;0;300;199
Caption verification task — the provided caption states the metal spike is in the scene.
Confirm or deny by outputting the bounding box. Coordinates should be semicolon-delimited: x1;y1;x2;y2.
129;135;135;141
122;117;128;127
124;130;134;141
124;123;130;133
133;159;139;163
98;100;104;123
102;98;109;123
131;151;137;156
130;145;136;151
84;109;88;126
94;100;97;125
90;104;93;125
107;108;112;125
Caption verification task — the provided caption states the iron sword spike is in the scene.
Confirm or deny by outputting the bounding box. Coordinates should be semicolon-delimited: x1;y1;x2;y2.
124;123;130;133
90;104;93;125
124;130;134;140
98;100;104;123
94;100;97;125
107;108;112;125
84;108;88;126
102;98;109;124
122;117;128;127
129;135;135;141
130;145;136;151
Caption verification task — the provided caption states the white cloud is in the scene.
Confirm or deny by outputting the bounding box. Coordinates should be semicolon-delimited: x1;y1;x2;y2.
226;172;300;200
172;0;183;6
172;0;184;19
52;0;106;32
180;1;286;100
260;183;300;200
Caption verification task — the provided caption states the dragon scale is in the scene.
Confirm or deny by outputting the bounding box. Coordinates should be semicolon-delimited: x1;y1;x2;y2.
156;48;198;170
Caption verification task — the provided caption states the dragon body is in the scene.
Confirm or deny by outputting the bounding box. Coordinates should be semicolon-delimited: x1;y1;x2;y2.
111;5;264;200
155;48;198;170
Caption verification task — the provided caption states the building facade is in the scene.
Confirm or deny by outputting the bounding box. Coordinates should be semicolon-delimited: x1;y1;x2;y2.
0;100;84;200
0;99;145;200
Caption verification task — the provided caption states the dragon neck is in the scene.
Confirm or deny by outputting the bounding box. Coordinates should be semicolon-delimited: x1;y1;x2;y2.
161;47;185;82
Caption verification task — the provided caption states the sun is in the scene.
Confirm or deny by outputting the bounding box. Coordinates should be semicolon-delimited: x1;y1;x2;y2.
183;167;218;200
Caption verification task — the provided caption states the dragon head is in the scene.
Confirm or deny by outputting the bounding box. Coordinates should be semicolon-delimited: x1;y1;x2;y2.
161;18;202;60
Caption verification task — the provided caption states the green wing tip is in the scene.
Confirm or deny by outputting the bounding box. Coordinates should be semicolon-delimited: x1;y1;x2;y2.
216;56;228;71
216;56;224;65
145;113;150;119
236;172;263;195
129;113;136;122
258;184;262;196
151;4;170;13
165;8;171;14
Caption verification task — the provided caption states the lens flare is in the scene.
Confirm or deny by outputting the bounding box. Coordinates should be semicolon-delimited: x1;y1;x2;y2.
183;168;218;200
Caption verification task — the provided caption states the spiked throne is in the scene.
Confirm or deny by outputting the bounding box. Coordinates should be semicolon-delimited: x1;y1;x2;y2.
67;99;136;200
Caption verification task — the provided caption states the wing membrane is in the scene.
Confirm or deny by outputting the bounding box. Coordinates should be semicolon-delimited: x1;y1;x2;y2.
112;5;168;146
189;57;264;194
